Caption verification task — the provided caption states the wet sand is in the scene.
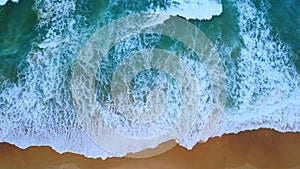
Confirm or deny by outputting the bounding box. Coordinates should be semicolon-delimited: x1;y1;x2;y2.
1;128;300;169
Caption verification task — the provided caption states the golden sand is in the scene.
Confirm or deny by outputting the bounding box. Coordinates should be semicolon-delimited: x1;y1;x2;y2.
0;129;300;169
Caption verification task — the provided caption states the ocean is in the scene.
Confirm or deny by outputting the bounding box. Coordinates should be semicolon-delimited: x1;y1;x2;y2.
0;0;299;159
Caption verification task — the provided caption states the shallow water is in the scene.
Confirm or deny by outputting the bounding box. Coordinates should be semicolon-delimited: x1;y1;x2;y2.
1;129;300;169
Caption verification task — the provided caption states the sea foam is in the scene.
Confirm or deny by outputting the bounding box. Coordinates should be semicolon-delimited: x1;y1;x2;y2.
212;0;300;138
0;0;19;6
155;0;222;20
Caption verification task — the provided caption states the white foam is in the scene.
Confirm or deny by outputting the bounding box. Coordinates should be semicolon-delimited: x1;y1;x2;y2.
0;0;19;6
210;0;300;138
175;0;300;150
154;0;223;20
0;0;110;159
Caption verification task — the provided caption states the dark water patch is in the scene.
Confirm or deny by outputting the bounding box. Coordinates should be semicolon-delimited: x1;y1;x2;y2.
268;0;300;71
0;0;38;84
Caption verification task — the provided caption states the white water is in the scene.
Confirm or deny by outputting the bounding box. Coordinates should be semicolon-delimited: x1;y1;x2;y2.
155;0;222;20
213;0;300;138
0;0;19;6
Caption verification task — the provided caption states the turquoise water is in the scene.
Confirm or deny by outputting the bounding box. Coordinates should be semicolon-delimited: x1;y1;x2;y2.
0;0;299;158
0;0;37;83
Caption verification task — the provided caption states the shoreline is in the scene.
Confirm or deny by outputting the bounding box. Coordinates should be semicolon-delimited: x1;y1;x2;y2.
1;128;300;169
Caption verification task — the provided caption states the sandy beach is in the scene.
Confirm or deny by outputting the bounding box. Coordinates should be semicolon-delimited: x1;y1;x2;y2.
1;128;300;169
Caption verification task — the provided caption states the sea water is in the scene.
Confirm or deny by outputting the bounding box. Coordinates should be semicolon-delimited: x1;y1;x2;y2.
0;0;299;158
